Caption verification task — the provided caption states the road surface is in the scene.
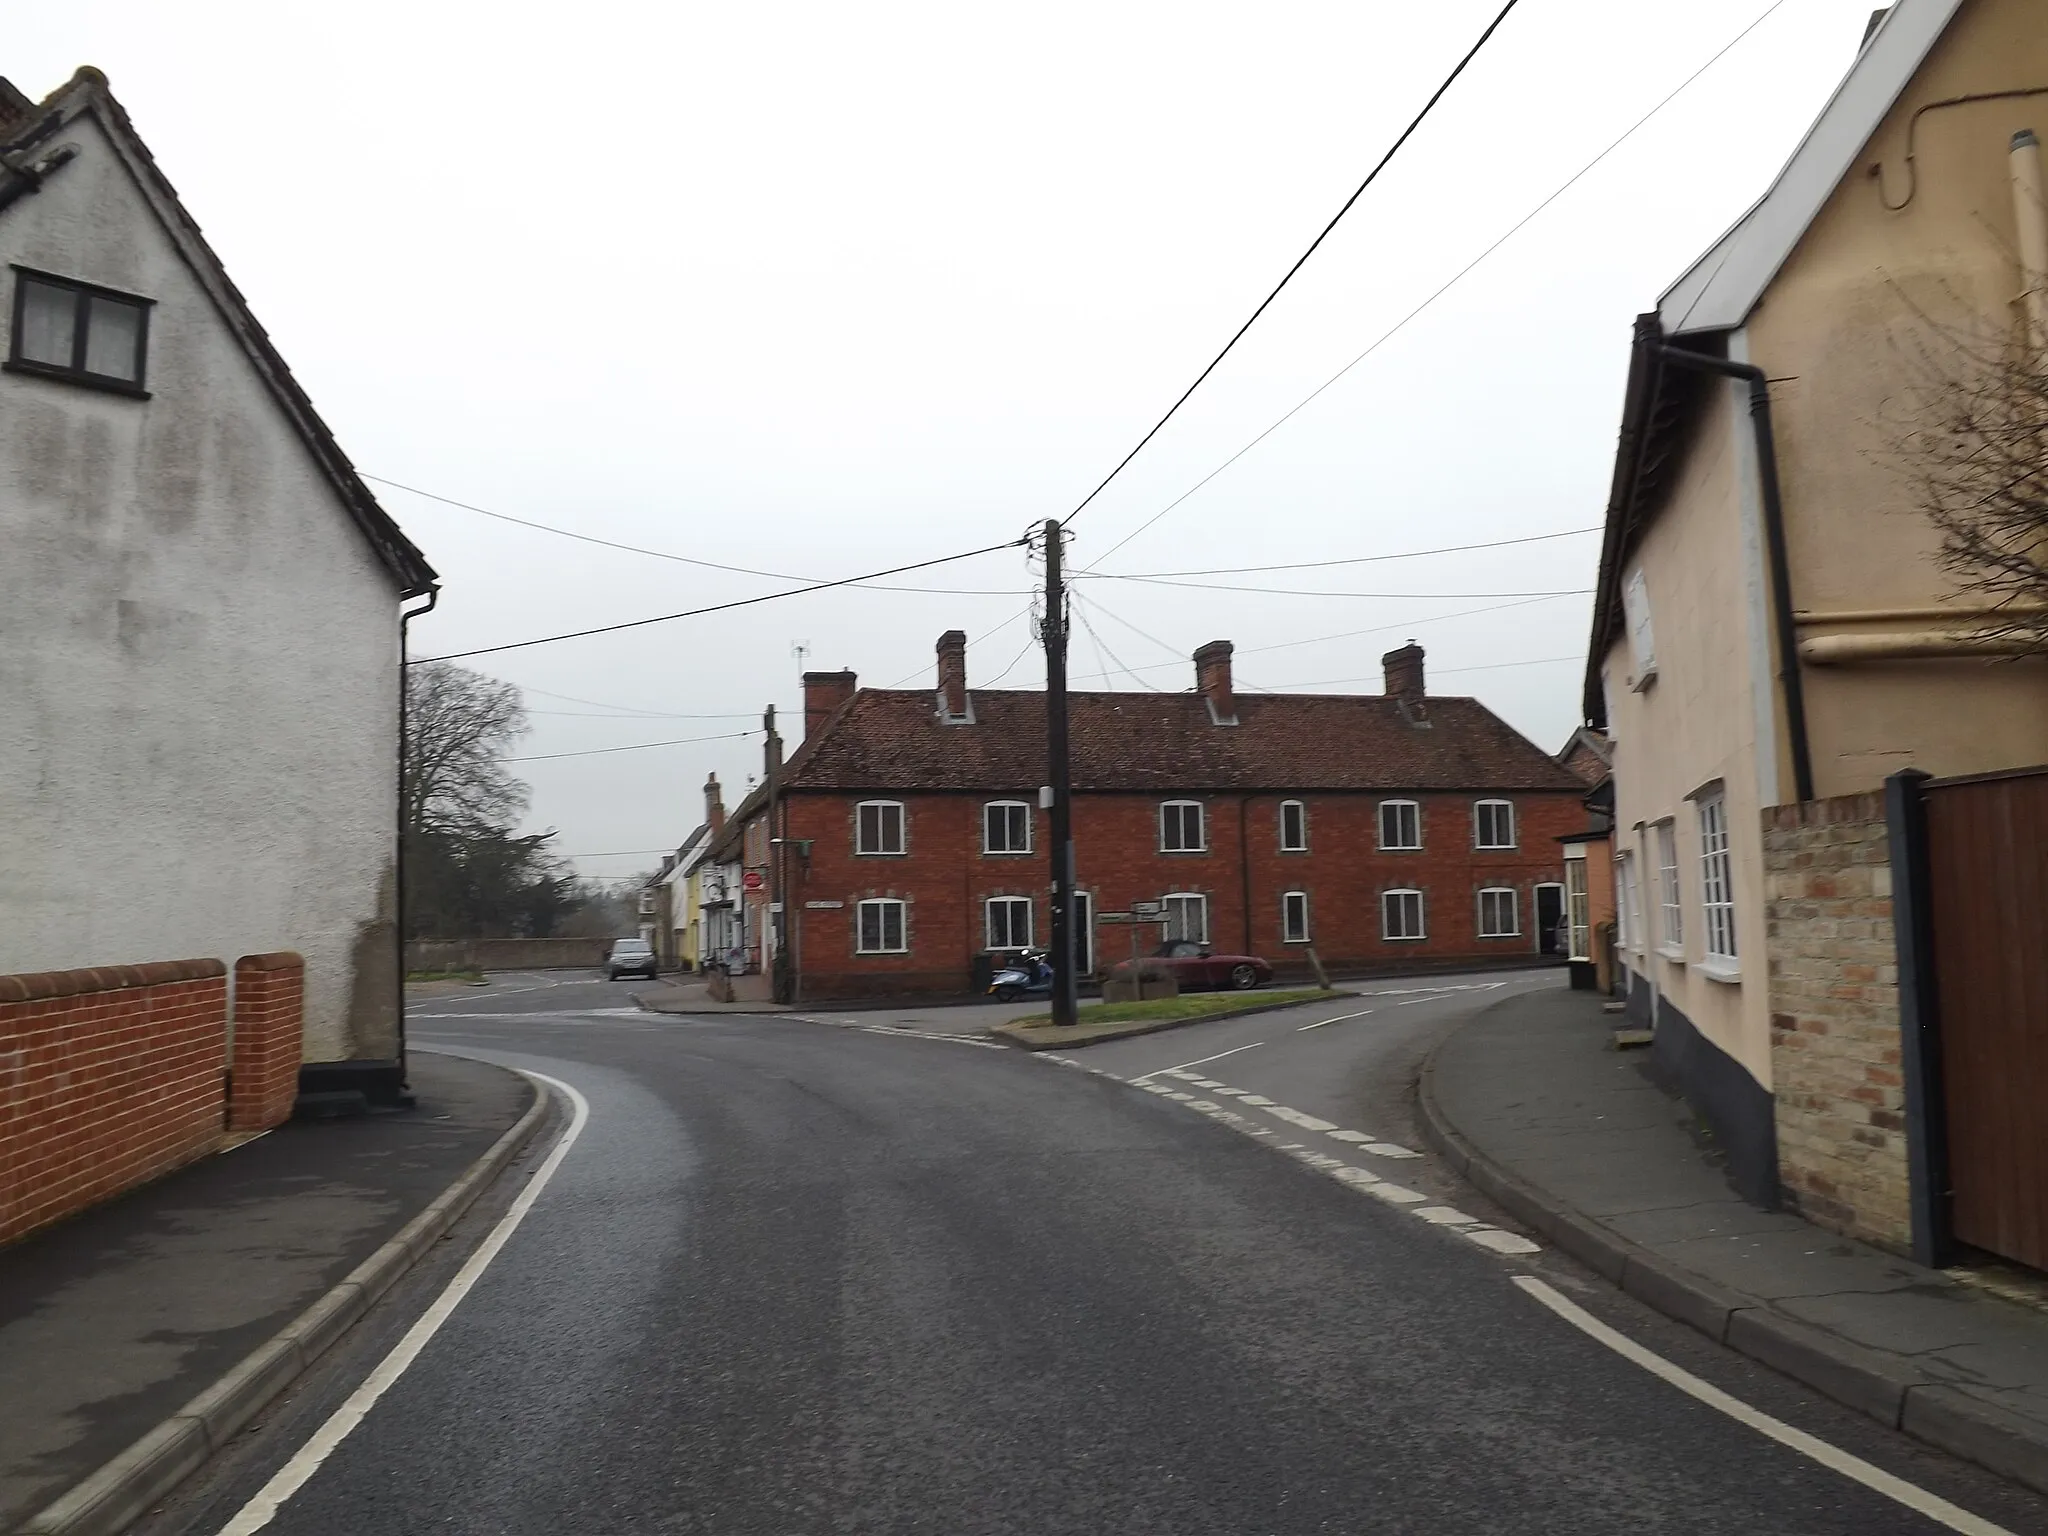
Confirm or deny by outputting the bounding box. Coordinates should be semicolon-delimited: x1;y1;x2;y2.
137;969;2048;1536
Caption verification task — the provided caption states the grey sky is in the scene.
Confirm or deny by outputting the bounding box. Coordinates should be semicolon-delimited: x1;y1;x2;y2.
15;0;1878;880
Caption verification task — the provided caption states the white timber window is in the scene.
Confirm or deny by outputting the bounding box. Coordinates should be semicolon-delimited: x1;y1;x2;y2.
983;800;1032;854
1381;888;1425;941
1654;820;1683;954
1474;799;1516;850
1564;857;1591;962
855;898;907;954
1159;800;1206;852
1379;799;1421;851
1623;567;1657;686
1618;850;1644;953
1163;893;1209;943
855;800;906;856
985;896;1033;950
1279;800;1308;852
1698;793;1738;973
1281;890;1310;944
1477;887;1519;938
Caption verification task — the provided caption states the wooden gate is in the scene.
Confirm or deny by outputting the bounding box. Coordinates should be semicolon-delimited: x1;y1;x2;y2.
1923;766;2048;1271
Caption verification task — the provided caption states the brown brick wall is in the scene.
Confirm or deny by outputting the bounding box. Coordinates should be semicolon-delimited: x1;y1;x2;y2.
230;952;305;1133
0;960;229;1248
1763;791;1910;1253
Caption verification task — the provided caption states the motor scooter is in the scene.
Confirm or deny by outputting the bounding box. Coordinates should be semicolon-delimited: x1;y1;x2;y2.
987;948;1052;1002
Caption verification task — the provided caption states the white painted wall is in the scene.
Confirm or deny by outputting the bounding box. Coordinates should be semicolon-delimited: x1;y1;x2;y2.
0;112;407;1062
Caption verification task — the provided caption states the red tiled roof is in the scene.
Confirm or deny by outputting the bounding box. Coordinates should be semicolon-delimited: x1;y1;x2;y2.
783;689;1582;795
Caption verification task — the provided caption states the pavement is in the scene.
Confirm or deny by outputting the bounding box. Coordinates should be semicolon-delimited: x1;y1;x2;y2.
119;971;2048;1534
0;1052;536;1533
1418;984;2048;1496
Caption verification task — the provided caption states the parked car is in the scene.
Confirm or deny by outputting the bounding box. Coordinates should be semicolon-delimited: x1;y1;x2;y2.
1113;940;1272;992
606;938;658;981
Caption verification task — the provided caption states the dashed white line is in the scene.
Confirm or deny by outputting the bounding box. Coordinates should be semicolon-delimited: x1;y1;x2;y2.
1298;1008;1376;1031
1133;1041;1264;1082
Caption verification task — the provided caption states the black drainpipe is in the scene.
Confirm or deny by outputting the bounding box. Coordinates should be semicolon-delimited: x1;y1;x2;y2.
394;587;440;1088
1653;347;1815;804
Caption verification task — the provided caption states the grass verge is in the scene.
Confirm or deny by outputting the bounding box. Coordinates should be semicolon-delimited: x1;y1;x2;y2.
993;988;1342;1050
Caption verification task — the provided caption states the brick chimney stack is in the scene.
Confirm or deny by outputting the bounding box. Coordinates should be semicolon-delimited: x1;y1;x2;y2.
704;772;725;835
936;629;970;723
802;669;857;741
763;705;783;779
1382;642;1426;706
1194;640;1237;725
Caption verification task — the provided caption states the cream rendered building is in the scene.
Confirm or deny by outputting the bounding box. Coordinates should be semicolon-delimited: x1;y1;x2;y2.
1586;0;2048;1204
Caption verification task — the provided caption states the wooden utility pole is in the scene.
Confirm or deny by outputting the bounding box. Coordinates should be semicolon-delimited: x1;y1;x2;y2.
1042;519;1080;1029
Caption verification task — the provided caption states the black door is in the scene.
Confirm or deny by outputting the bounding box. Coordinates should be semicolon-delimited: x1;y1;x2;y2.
1535;883;1565;956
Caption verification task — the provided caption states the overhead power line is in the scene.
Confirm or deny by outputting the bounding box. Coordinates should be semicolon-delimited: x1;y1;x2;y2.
508;729;759;764
1059;0;1522;530
416;539;1026;662
1086;0;1791;568
1099;576;1594;599
1096;525;1600;579
1259;652;1581;690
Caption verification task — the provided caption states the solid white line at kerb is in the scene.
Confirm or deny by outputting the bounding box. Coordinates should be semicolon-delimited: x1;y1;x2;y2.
1131;1041;1264;1082
1511;1276;2015;1536
214;1070;591;1536
1298;1008;1375;1031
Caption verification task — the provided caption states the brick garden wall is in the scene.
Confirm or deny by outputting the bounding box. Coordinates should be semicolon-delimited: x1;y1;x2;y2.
1763;792;1910;1252
1;954;307;1248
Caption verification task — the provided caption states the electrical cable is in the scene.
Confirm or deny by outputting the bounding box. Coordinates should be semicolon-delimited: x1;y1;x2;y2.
1059;0;1522;530
1100;576;1593;599
1085;0;1791;568
884;604;1032;688
1260;652;1581;690
415;539;1027;662
1072;591;1163;692
1094;524;1600;578
981;627;1044;688
507;729;758;764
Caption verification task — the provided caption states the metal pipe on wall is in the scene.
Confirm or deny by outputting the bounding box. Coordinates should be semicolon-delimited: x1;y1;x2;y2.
2010;128;2048;343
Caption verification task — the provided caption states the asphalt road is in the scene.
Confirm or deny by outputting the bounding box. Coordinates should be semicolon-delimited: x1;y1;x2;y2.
138;970;2048;1536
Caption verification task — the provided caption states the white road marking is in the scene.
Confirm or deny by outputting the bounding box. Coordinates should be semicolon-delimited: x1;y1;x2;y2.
1367;1183;1429;1204
1413;1205;1480;1226
1363;1143;1422;1158
1326;1129;1374;1144
1466;1228;1542;1255
1399;995;1455;1006
1355;982;1508;997
1188;1078;1225;1089
1133;1041;1264;1082
1512;1276;2016;1536
1210;1086;1248;1096
1237;1094;1274;1106
1297;1008;1376;1031
1262;1106;1339;1132
215;1069;590;1535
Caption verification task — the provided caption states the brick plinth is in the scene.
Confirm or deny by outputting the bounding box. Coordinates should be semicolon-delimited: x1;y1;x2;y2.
230;952;305;1132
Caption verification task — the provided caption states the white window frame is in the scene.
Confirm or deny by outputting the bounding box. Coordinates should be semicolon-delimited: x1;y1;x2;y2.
1278;799;1308;853
1473;799;1516;850
984;895;1033;950
1564;857;1591;962
1618;850;1644;953
1696;792;1739;978
1477;886;1519;938
1281;890;1310;944
1162;892;1209;943
982;800;1033;855
1381;888;1425;941
854;800;906;856
1159;799;1207;853
1378;799;1421;851
1653;819;1684;958
854;897;907;954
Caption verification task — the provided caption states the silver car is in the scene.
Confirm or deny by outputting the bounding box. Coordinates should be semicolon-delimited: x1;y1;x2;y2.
606;938;657;981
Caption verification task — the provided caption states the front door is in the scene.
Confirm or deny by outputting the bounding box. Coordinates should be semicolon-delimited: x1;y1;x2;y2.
1535;883;1565;957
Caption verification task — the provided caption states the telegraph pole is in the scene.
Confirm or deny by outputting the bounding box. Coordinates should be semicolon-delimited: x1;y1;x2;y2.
1042;519;1080;1029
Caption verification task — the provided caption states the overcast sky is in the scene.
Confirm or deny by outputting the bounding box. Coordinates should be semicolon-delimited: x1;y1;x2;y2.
17;0;1880;882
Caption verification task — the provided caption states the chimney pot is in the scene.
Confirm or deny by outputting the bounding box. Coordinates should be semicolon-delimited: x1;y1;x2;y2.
1194;639;1237;725
1382;642;1426;708
802;669;857;742
936;629;970;722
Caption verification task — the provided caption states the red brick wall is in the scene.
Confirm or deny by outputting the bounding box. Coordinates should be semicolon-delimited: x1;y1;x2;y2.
768;789;1579;999
0;961;229;1248
230;952;305;1133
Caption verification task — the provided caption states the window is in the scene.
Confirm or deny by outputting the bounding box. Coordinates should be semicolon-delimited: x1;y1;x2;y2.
855;898;907;953
9;270;151;392
1379;799;1421;850
855;800;905;855
1698;794;1738;967
1478;887;1518;938
1281;890;1310;944
1163;893;1209;943
983;800;1032;854
1474;800;1516;850
1654;820;1683;952
1618;851;1643;952
1381;888;1425;941
1623;567;1656;683
1564;857;1591;961
1160;800;1206;852
1073;890;1095;975
985;896;1033;950
1279;800;1308;853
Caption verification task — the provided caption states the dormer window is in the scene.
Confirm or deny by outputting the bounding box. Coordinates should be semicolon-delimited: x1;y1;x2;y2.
9;268;151;395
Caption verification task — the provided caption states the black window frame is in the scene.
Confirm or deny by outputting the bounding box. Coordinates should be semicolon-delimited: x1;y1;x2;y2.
8;266;154;398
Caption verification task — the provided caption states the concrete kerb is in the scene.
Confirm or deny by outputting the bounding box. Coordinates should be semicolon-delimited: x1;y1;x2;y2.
992;991;1354;1052
16;1070;555;1536
1413;1007;2048;1500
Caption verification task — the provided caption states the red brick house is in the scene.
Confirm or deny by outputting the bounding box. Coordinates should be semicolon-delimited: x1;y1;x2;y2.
711;632;1585;1000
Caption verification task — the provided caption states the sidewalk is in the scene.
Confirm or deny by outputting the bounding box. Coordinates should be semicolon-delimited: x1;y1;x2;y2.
1417;986;2048;1495
0;1051;540;1532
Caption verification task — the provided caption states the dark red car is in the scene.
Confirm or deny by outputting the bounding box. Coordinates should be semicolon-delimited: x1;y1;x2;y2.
1114;940;1273;992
